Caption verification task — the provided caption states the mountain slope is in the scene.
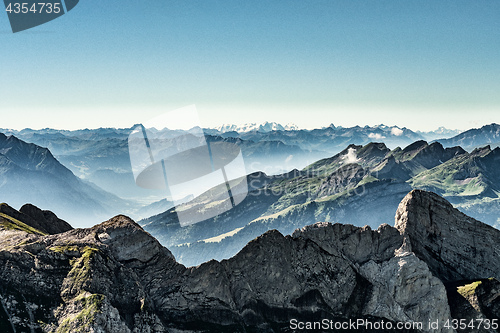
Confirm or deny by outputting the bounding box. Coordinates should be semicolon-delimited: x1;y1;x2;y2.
0;203;72;235
410;146;500;197
0;134;134;227
0;191;498;332
410;145;500;226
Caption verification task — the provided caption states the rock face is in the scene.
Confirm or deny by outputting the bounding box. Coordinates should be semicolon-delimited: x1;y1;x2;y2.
0;190;498;332
395;190;500;282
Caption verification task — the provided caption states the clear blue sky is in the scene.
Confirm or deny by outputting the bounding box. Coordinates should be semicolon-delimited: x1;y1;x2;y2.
1;0;499;131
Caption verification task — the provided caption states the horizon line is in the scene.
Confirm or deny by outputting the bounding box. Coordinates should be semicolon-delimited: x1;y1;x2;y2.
1;121;498;133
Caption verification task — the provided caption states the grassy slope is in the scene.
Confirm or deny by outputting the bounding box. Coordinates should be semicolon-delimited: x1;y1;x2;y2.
0;205;47;236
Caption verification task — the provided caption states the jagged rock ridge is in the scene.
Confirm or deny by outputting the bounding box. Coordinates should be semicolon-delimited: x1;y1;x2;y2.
0;191;498;332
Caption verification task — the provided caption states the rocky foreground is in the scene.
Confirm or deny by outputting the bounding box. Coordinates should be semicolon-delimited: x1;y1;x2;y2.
0;190;499;332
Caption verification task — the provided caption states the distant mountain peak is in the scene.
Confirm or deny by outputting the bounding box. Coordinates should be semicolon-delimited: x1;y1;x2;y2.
435;123;500;151
402;140;428;153
417;127;463;141
214;121;299;133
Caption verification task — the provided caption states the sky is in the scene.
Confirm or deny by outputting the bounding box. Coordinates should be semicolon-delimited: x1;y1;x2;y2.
1;0;500;131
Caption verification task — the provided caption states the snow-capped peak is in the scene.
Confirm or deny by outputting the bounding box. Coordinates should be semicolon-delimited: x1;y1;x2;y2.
214;122;299;133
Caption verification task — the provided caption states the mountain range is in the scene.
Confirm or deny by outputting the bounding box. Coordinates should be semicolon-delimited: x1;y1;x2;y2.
0;123;464;200
0;122;499;332
0;123;498;230
214;121;300;133
142;138;500;266
0;190;498;332
210;122;463;141
205;123;427;153
436;123;500;151
1;126;323;200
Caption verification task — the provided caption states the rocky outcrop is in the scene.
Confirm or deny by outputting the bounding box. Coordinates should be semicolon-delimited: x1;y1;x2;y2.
395;190;500;282
293;223;452;331
19;203;73;234
0;190;498;332
0;203;72;234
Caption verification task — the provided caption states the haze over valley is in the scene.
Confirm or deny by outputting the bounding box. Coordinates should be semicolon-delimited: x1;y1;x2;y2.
1;122;499;257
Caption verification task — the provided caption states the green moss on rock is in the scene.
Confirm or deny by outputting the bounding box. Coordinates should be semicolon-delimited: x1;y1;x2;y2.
56;246;101;299
457;280;482;299
49;245;80;254
56;294;105;333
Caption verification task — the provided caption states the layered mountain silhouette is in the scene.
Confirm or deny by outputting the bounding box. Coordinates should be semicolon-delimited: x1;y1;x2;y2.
2;123;499;240
436;123;500;151
0;133;134;227
0;191;498;332
205;123;426;154
1;127;323;200
214;121;299;133
2;123;467;202
142;140;500;266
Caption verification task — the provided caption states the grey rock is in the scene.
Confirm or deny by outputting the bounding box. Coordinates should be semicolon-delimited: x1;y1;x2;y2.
395;190;500;282
19;203;73;234
0;190;498;332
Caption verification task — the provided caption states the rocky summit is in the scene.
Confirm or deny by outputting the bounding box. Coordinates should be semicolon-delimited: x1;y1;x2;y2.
0;191;499;332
